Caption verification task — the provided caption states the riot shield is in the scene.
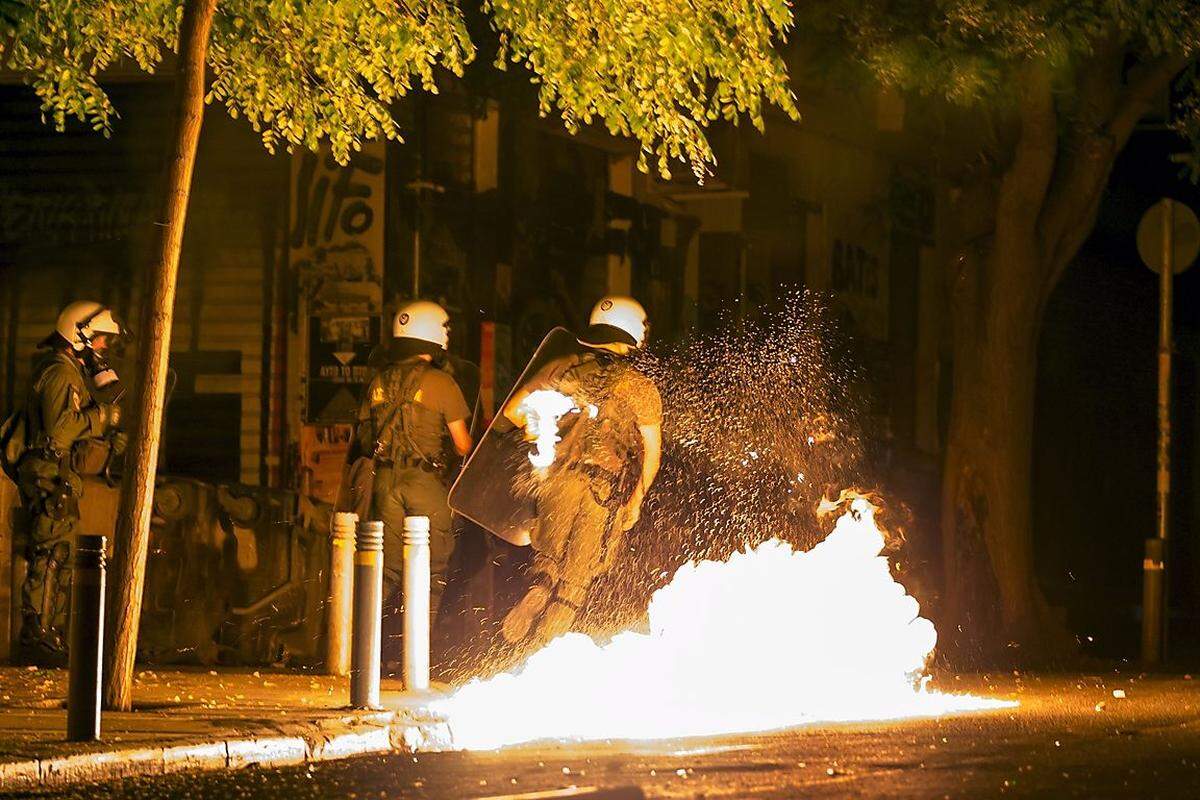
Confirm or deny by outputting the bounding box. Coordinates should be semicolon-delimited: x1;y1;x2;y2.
449;327;583;545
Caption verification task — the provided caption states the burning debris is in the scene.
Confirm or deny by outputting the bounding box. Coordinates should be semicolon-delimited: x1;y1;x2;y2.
433;496;1013;749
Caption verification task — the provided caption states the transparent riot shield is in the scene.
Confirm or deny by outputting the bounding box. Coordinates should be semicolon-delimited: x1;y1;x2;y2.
448;327;582;545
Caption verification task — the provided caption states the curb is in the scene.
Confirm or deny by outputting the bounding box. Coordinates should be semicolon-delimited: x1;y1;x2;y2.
0;703;452;793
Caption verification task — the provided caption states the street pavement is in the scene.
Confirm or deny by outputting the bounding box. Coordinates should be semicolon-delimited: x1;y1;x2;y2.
13;672;1200;798
0;666;446;791
0;667;390;762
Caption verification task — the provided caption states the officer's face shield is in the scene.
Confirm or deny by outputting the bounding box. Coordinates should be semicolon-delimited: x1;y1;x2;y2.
89;333;115;355
78;309;130;357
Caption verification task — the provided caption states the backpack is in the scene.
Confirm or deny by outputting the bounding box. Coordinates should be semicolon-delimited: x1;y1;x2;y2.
0;409;29;484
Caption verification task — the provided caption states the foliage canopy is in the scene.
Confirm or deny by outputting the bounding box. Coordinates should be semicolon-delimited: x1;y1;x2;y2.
793;0;1200;167
2;0;1199;175
0;0;797;176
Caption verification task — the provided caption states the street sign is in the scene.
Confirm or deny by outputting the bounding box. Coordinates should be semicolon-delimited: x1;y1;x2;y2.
1137;198;1200;274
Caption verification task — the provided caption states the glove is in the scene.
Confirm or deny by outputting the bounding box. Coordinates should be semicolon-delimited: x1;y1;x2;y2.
111;431;129;455
98;403;122;429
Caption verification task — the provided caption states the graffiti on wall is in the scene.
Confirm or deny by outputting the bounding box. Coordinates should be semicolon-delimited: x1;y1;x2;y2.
290;146;385;315
290;142;386;425
0;188;147;245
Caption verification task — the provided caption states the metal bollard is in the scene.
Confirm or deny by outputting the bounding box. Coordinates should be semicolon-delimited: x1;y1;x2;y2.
326;512;357;676
402;516;431;692
350;519;384;709
68;533;106;741
1142;537;1166;665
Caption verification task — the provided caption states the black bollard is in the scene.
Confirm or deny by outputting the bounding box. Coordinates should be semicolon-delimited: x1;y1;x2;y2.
68;533;106;741
350;519;384;709
1142;537;1166;665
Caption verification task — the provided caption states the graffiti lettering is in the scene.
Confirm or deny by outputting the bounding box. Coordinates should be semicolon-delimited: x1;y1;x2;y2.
289;151;383;249
0;190;145;245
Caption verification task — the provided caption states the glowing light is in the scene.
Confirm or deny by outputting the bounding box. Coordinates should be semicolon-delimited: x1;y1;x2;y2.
520;390;577;469
433;498;1015;749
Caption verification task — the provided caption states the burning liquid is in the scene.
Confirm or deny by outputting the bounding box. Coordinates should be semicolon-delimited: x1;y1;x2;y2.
433;498;1015;749
520;389;577;469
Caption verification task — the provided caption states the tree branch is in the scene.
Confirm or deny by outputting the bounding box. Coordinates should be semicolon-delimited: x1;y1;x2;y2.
1109;53;1193;146
996;60;1057;243
1038;50;1193;302
1036;43;1124;291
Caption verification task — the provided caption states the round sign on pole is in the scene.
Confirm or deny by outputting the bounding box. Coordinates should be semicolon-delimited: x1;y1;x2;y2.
1138;198;1200;274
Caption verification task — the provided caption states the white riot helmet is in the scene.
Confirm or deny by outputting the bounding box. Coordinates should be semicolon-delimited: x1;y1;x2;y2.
54;301;123;352
392;300;450;350
587;295;649;348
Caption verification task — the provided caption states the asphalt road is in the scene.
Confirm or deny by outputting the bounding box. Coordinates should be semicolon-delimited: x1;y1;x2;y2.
19;673;1200;799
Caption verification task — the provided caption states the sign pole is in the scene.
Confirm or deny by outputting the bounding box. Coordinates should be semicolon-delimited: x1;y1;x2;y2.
1135;195;1200;666
1142;200;1174;665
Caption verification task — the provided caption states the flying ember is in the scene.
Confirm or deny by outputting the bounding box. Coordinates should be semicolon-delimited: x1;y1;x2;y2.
432;497;1015;750
520;389;577;469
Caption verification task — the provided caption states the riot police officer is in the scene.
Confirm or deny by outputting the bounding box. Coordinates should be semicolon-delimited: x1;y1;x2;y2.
500;296;662;649
356;300;473;638
16;301;126;663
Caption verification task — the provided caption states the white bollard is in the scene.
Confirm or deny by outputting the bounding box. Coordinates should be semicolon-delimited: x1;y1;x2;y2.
402;515;431;692
326;512;357;676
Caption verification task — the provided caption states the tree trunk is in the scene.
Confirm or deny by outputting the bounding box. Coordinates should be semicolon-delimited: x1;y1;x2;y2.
940;235;1063;662
103;0;217;712
933;49;1187;663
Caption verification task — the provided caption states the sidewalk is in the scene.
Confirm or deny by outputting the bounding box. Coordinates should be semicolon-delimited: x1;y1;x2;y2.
0;666;450;792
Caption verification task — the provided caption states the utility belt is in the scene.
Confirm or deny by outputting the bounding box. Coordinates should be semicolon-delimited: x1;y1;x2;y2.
377;455;443;474
570;461;619;483
29;434;64;463
567;461;635;507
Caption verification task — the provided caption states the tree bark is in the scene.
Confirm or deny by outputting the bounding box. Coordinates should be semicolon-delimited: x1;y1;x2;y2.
103;0;217;711
940;240;1056;659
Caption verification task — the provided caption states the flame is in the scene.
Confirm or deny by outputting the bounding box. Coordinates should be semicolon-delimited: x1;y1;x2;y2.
432;497;1015;750
520;389;578;469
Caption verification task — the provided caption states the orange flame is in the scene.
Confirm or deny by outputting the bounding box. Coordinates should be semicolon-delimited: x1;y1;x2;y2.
433;497;1015;749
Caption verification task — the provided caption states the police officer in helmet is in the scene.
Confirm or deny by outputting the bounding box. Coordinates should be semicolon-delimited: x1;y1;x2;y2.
500;295;662;650
16;300;126;663
356;300;473;646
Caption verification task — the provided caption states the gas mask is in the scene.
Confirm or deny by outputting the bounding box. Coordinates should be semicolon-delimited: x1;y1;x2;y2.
81;341;121;393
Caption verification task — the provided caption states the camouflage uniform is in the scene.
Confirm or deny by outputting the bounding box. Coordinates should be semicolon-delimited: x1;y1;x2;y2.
503;350;662;648
356;356;470;642
16;350;116;658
